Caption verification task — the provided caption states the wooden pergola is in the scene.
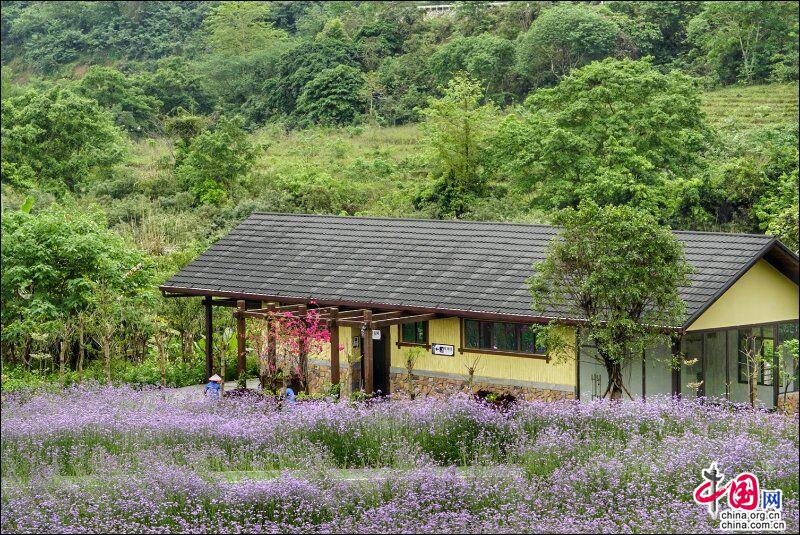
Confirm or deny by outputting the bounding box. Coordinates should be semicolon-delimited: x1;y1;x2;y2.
228;300;436;393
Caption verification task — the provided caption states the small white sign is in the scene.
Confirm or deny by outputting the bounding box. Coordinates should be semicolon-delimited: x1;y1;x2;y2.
431;344;454;356
353;336;359;348
372;329;382;340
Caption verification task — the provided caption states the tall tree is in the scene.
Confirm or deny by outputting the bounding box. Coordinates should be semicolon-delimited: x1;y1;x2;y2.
1;206;152;366
202;1;286;56
529;201;691;400
1;86;125;193
416;75;497;218
687;1;799;84
493;58;709;219
516;4;620;84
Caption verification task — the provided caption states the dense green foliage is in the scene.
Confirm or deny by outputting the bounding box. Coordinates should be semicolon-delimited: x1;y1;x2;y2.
1;1;797;390
494;58;709;219
1;85;126;192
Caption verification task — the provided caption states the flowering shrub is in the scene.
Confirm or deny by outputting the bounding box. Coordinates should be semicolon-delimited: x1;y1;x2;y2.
248;308;332;391
1;388;797;533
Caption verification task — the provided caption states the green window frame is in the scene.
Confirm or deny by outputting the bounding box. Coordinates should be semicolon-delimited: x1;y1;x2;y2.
463;320;546;355
400;321;428;345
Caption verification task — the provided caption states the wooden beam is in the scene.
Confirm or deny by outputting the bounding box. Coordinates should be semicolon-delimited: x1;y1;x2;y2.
204;296;213;379
371;313;437;328
236;300;246;379
371;311;403;321
337;318;369;328
329;308;340;388
363;310;373;394
337;309;369;319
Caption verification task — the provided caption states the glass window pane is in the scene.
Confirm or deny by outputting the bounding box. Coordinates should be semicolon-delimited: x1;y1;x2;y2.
465;320;479;349
402;323;415;343
496;323;517;351
759;328;774;386
520;326;535;353
480;322;493;349
416;321;426;343
738;329;751;384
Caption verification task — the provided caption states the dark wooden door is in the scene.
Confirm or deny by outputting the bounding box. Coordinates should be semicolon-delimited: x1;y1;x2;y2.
362;327;391;395
373;327;390;395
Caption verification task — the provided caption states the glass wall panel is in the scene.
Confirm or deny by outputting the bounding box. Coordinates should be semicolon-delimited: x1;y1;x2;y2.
704;330;728;399
681;333;704;398
644;342;673;396
777;321;799;394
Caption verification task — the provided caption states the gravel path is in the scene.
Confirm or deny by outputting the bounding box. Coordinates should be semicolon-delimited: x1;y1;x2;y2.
166;378;262;402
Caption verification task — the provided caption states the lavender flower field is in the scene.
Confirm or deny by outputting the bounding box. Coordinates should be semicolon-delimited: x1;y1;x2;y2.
2;387;798;533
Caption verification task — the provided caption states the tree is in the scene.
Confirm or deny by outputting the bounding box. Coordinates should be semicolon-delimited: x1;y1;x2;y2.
516;4;620;84
1;86;126;193
75;66;162;136
679;123;799;250
249;309;330;393
175;116;260;205
606;1;702;67
529;201;691;400
294;65;366;126
429;34;517;102
416;75;497;218
493;58;709;219
89;284;124;384
376;51;436;125
686;1;799;85
263;37;360;118
202;1;286;56
1;206;152;368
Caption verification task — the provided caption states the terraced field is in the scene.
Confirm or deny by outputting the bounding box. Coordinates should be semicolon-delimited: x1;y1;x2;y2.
701;83;799;129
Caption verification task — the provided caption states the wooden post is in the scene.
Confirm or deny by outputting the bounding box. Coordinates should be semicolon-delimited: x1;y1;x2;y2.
363;310;373;394
699;333;706;398
772;324;779;409
329;308;340;388
725;329;730;401
267;312;276;391
641;349;646;401
671;335;682;399
204;296;214;379
297;304;308;392
236;300;247;380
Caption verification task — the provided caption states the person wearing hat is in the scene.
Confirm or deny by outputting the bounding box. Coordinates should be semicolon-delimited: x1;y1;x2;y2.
204;374;223;398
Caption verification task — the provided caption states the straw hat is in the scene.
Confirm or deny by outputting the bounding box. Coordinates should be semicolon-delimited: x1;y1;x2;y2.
208;374;223;382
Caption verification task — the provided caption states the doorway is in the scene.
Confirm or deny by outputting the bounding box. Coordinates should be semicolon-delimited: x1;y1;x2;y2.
361;327;391;395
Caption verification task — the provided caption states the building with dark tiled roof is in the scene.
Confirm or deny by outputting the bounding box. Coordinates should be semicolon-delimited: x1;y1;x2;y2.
162;213;799;407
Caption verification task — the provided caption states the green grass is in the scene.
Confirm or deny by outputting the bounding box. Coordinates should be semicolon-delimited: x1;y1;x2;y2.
701;83;799;128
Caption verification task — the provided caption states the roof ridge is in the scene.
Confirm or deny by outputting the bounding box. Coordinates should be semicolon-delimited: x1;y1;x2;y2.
250;211;556;229
249;212;777;239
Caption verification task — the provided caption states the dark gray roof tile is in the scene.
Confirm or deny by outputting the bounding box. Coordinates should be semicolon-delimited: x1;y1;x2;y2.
162;213;786;325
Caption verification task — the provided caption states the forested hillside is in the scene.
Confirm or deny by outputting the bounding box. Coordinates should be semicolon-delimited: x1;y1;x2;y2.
1;1;798;389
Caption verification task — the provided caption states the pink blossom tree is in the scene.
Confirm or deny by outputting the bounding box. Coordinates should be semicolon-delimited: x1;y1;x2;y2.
248;307;331;394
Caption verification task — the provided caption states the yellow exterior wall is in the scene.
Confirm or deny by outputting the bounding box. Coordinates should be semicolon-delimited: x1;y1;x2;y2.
390;317;576;388
687;259;799;331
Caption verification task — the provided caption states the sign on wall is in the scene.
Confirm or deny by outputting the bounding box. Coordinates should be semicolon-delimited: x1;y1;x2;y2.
352;336;359;348
431;344;454;356
372;329;382;340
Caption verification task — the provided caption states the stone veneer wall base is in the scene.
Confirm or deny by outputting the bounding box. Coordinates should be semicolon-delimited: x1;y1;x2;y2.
304;359;573;402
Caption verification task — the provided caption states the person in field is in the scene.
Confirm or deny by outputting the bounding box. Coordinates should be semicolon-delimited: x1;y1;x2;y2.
204;374;223;399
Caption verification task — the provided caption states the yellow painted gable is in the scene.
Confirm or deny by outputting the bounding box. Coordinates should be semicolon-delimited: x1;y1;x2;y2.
686;259;799;331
